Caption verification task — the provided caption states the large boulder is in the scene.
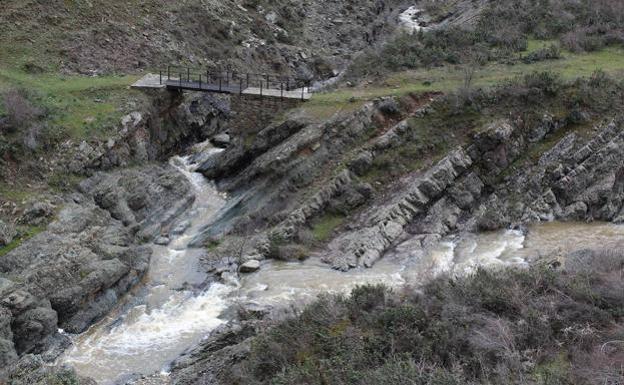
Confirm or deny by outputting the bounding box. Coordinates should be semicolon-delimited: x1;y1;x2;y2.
239;260;261;273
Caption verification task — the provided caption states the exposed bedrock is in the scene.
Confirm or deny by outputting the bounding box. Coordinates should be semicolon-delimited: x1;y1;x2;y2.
190;97;404;251
324;116;624;270
195;91;624;272
0;165;194;372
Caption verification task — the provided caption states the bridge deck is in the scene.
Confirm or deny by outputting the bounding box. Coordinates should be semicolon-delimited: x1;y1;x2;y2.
165;80;311;100
132;73;311;101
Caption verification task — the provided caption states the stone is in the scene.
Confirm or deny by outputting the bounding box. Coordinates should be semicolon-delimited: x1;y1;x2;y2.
211;133;231;148
239;260;261;273
154;236;171;246
265;11;278;23
171;220;191;235
121;111;142;131
377;99;400;116
0;220;16;247
563;202;588;220
12;306;58;353
2;290;36;312
0;337;17;369
348;151;373;176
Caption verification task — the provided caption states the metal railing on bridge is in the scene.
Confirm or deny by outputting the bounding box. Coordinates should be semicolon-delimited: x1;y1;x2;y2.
159;66;312;101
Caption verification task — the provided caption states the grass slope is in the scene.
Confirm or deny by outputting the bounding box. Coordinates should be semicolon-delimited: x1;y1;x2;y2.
309;43;624;107
0;68;140;140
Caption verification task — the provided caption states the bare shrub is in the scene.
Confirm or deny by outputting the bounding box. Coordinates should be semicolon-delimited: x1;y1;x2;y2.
561;28;606;52
1;89;40;132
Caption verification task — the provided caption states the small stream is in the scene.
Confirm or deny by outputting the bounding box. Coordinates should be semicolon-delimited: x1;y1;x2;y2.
399;6;430;34
62;151;624;384
62;152;232;384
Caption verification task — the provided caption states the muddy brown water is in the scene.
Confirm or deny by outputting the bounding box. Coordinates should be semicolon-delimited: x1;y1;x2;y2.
61;151;624;384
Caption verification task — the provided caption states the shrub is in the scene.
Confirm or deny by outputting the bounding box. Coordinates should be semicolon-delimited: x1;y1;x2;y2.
227;248;624;385
522;44;562;64
1;89;40;133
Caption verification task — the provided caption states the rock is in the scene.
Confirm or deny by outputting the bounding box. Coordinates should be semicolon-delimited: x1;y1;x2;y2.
328;182;372;215
12;306;58;354
211;133;231;148
6;354;96;385
121;111;143;131
0;337;17;369
2;290;37;312
171;220;191;235
348;151;373;176
377;99;400;116
0;220;17;246
239;260;261;273
0;306;17;368
154;236;171;245
265;11;278;23
563;202;588;220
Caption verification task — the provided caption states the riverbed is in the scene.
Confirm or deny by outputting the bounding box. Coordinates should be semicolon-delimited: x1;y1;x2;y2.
62;151;624;384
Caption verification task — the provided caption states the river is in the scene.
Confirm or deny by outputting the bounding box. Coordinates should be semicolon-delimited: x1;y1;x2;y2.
61;149;624;384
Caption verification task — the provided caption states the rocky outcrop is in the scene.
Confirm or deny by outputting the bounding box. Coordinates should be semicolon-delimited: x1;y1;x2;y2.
192;96;436;264
6;354;96;385
476;118;624;226
0;164;193;373
71;92;231;173
324;148;473;270
170;323;256;385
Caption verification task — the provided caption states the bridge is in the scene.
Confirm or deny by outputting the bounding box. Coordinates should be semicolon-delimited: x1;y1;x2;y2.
132;66;312;101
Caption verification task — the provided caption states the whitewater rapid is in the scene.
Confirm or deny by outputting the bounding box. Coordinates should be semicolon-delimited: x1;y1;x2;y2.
62;151;232;384
62;148;624;384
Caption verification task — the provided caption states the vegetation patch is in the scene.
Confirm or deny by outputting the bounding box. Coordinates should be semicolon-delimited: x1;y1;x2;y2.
0;225;44;257
313;45;624;105
310;214;345;242
0;67;140;141
227;249;624;384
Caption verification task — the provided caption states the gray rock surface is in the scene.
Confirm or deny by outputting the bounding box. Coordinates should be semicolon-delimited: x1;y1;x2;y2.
6;354;96;385
239;260;261;273
211;133;231;148
0;164;193;371
20;201;55;226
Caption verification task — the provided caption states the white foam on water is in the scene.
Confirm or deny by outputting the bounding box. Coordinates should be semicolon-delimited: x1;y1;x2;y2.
63;149;232;384
429;241;458;275
66;284;231;359
453;230;527;275
399;6;428;34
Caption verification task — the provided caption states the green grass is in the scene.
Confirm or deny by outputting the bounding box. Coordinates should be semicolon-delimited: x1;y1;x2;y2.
0;66;141;140
311;214;345;242
310;44;624;105
0;225;45;257
0;182;34;202
526;39;559;53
